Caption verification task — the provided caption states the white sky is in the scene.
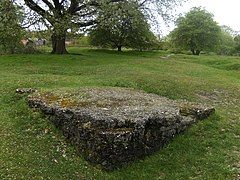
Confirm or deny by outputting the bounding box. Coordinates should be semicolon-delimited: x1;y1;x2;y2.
161;0;240;36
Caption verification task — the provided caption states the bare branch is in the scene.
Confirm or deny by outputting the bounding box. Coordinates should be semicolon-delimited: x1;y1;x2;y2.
42;0;54;10
23;0;53;23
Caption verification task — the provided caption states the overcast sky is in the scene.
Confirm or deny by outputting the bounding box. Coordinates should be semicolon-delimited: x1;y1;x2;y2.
161;0;240;36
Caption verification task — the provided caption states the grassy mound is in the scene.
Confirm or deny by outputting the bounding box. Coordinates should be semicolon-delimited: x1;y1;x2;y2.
0;48;239;179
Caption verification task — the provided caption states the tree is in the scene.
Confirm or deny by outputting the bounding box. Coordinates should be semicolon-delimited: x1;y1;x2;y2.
216;26;236;55
0;0;24;54
21;0;185;54
234;35;240;54
170;7;221;55
89;1;157;51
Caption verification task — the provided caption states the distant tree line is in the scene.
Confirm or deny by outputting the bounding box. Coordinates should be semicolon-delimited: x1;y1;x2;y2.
20;0;183;54
164;7;240;56
0;1;240;56
0;0;183;54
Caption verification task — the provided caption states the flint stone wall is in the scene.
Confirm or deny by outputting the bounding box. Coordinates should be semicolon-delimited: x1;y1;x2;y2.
26;87;215;170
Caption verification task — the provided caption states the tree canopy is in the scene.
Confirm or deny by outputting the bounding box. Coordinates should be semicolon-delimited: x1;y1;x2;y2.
234;35;240;54
21;0;185;54
0;0;24;54
170;7;221;55
89;1;157;51
216;26;236;55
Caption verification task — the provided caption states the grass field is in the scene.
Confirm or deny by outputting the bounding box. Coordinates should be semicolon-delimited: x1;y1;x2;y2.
0;48;239;179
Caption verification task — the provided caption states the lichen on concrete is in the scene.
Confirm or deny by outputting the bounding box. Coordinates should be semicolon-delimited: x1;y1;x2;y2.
26;87;215;170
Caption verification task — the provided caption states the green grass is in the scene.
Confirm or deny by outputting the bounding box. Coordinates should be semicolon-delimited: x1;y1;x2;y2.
0;48;239;179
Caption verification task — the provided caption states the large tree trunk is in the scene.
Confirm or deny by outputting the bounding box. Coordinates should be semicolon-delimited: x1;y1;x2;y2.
191;48;196;55
191;48;201;55
196;50;201;55
51;30;68;54
117;46;122;52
